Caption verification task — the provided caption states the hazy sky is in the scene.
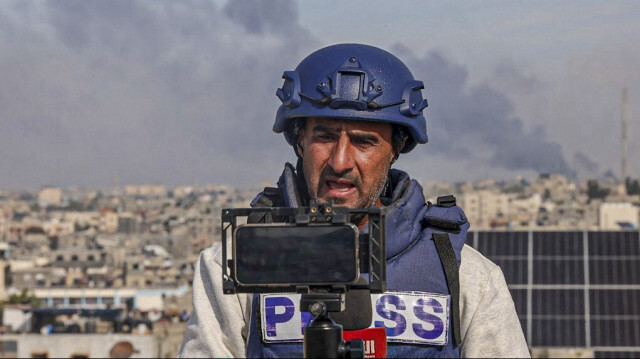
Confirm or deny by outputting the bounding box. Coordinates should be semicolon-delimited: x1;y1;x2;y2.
1;0;639;190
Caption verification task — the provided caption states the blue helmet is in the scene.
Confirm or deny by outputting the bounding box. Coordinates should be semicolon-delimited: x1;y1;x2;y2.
274;43;428;153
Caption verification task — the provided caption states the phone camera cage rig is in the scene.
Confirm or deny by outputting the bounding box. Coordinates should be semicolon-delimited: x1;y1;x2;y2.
220;202;387;358
220;201;387;295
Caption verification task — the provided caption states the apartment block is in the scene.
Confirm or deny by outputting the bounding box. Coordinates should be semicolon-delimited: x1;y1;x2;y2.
599;202;639;229
38;187;63;207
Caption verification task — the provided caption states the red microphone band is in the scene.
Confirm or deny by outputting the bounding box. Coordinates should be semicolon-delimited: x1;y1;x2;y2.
343;327;387;359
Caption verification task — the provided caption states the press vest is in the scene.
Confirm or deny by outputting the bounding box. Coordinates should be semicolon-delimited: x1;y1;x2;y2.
245;165;468;358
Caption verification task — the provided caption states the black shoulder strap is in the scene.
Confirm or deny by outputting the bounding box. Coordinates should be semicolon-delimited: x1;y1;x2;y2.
248;187;284;224
433;232;462;347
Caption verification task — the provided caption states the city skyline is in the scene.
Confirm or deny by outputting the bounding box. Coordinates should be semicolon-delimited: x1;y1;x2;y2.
1;0;639;189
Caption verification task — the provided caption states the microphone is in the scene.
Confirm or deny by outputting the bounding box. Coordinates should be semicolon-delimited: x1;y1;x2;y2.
332;278;387;358
331;282;372;331
343;327;387;359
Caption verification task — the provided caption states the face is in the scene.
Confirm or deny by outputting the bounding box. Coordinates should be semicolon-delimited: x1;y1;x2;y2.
298;117;396;209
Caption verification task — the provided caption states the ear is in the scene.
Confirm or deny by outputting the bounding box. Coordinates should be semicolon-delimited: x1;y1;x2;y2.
391;135;408;164
399;134;408;153
296;130;305;155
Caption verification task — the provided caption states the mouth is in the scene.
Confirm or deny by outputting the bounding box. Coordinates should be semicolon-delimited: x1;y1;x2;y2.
323;178;357;198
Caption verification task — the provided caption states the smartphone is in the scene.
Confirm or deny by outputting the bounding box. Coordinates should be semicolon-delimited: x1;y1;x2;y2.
233;223;360;287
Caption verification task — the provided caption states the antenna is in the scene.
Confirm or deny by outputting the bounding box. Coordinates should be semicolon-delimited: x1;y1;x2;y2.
621;87;629;182
113;176;120;196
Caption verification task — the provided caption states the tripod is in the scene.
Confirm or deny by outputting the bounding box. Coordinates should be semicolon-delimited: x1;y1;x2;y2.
301;293;364;359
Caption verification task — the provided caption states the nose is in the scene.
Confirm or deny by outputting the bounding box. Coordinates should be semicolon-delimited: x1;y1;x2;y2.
328;134;355;174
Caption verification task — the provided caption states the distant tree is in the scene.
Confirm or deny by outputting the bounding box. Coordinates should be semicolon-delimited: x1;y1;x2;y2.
7;289;41;306
65;200;85;211
86;192;104;211
625;177;640;195
19;192;35;201
587;180;609;200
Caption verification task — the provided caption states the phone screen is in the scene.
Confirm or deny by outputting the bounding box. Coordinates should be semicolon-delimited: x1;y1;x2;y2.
234;224;359;286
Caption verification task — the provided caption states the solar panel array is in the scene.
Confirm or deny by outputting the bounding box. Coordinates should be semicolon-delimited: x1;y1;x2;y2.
468;230;640;358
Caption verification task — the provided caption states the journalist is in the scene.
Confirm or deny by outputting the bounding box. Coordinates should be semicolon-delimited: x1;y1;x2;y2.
178;43;530;358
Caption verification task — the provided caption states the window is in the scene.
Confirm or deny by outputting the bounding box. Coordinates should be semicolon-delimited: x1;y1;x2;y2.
0;340;17;352
69;298;81;305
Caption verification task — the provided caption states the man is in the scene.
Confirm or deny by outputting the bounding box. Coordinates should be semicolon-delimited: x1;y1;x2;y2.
178;44;530;358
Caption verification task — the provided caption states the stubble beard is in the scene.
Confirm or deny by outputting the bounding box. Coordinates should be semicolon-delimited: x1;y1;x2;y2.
303;161;391;209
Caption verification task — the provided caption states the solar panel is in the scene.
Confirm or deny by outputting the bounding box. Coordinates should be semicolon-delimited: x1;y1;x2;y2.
595;351;640;359
532;289;583;316
591;319;639;347
473;231;528;256
533;258;584;284
469;230;640;356
533;231;583;256
589;231;639;256
590;259;640;284
470;231;528;286
510;289;527;317
590;290;640;316
531;318;586;347
492;258;528;284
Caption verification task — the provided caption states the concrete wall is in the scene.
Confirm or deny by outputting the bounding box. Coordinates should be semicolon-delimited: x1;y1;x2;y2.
2;308;31;332
1;334;156;358
599;202;639;229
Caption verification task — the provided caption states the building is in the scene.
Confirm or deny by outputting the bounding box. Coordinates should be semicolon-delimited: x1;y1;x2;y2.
64;211;99;229
0;242;7;300
510;194;542;228
0;333;156;358
599;202;639;229
38;188;63;208
0;214;7;241
42;219;74;237
124;185;168;198
99;209;119;233
118;212;139;234
29;286;188;311
459;190;512;229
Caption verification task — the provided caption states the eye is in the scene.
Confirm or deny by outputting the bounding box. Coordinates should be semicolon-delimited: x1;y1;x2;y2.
314;133;335;141
352;136;377;147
